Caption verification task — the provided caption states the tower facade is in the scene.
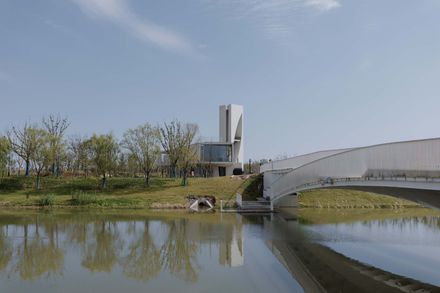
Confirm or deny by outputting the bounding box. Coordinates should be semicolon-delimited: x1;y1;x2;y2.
196;104;244;176
219;104;244;173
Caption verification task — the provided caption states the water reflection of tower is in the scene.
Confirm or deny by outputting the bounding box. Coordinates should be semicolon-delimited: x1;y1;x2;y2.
219;214;243;267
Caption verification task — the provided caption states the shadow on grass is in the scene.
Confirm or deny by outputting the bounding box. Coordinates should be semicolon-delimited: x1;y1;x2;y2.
241;174;263;200
0;177;24;193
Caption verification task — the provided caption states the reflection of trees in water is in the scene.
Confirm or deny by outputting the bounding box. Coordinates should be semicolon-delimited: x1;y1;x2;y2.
0;214;243;283
0;226;12;272
77;218;200;282
81;222;123;272
66;222;88;246
160;219;200;282
359;216;440;231
13;223;64;280
121;221;161;281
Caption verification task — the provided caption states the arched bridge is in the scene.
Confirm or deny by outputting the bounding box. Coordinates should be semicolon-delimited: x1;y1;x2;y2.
261;138;440;208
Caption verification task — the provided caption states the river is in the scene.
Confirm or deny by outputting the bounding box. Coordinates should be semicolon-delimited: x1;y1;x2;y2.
0;208;439;292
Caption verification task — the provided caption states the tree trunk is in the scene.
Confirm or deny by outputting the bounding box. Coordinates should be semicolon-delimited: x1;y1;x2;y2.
143;171;150;187
181;170;188;186
36;173;41;190
25;160;30;177
55;160;60;178
101;174;107;188
24;224;28;250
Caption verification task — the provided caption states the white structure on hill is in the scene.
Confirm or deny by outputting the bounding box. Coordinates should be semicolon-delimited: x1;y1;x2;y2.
195;104;244;176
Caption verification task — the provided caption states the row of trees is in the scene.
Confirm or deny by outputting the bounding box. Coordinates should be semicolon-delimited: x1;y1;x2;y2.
0;115;200;188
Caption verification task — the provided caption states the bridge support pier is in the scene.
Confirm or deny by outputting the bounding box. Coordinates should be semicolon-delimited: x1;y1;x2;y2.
271;194;299;210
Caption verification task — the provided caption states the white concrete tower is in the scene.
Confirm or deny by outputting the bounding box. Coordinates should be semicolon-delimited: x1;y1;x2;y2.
219;104;244;172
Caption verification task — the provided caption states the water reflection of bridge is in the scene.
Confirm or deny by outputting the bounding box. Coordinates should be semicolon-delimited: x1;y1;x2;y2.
261;210;440;292
261;138;440;209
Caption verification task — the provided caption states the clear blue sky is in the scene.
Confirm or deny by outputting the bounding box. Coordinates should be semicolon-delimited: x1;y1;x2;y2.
1;0;440;160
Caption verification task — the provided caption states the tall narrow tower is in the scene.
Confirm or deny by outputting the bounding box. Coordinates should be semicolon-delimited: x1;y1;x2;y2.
219;104;244;170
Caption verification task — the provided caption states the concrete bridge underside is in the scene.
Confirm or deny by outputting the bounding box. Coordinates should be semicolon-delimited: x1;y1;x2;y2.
262;138;440;209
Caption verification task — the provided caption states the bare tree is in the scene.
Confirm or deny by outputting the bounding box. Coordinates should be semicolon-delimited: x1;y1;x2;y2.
122;124;161;187
201;141;215;177
30;129;52;189
159;121;199;182
7;123;40;177
6;151;14;176
127;153;139;178
176;123;199;186
42;114;70;177
68;135;91;177
0;136;10;179
159;120;181;178
16;156;24;176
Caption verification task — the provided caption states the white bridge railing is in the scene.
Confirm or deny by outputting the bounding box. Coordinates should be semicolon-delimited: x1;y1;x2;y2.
271;176;440;204
263;138;440;203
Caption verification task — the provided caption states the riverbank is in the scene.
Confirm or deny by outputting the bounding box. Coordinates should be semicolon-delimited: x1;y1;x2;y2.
298;188;421;208
293;207;440;224
0;175;256;209
0;175;425;209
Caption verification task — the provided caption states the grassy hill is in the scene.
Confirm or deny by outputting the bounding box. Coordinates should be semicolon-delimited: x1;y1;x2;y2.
298;188;421;208
0;175;423;209
0;175;253;208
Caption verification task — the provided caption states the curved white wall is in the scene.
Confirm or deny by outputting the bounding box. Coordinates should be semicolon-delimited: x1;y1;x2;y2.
264;138;440;200
260;148;352;173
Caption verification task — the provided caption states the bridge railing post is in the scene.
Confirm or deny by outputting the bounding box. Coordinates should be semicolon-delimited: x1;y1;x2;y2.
236;193;242;208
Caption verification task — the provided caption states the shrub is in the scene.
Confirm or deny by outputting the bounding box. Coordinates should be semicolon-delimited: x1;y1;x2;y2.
71;192;101;206
39;194;55;207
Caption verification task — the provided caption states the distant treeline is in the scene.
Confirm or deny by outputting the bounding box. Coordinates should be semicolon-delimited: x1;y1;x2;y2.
0;114;200;189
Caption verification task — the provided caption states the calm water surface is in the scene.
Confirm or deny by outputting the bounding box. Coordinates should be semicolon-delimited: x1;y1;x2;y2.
0;211;302;293
0;209;440;292
302;214;440;287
